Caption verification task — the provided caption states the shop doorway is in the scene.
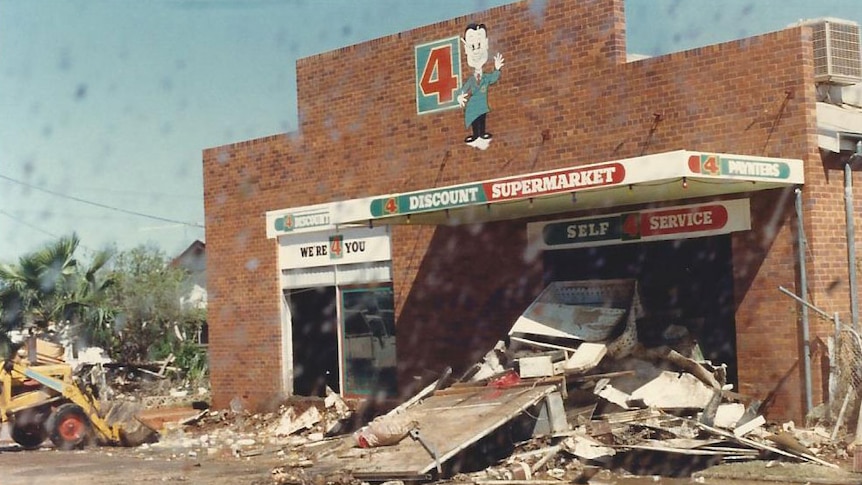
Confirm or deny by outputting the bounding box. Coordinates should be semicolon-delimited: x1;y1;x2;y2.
287;286;340;396
341;285;397;398
542;235;737;385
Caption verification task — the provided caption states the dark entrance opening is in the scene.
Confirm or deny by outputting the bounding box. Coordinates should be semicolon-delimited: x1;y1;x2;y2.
542;235;737;386
287;286;339;396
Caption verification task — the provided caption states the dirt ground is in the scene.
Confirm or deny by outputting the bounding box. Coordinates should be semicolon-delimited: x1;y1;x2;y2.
2;394;861;485
0;444;282;485
694;460;861;484
2;439;861;485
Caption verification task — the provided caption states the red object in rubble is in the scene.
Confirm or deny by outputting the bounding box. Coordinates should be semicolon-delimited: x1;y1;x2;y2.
489;370;521;388
357;434;371;448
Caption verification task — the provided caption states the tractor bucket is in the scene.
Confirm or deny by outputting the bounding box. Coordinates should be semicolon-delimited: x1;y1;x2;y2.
103;400;158;446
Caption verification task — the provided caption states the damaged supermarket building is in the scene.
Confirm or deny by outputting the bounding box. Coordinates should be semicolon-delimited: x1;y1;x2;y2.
202;0;862;423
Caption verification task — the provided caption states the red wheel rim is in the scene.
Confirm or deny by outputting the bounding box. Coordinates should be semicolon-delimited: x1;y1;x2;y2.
58;415;85;441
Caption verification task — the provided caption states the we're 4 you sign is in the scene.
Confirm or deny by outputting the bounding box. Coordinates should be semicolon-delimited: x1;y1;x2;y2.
415;36;462;114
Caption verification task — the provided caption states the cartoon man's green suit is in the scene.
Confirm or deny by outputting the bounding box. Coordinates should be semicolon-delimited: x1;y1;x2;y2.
457;23;504;150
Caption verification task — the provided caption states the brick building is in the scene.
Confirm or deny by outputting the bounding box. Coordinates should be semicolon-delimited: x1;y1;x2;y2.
202;0;862;421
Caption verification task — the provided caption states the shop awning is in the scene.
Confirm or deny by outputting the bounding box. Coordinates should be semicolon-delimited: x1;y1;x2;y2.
265;150;804;238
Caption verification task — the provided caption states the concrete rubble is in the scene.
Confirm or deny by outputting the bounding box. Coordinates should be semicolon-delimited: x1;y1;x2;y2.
104;368;856;484
138;279;856;484
178;329;855;485
13;280;857;484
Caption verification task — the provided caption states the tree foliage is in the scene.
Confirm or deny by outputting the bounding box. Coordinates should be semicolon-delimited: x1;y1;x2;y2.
0;234;112;358
0;237;207;380
100;245;207;371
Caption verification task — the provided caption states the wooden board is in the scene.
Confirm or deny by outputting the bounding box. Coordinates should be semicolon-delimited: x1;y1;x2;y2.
135;406;203;431
313;383;560;478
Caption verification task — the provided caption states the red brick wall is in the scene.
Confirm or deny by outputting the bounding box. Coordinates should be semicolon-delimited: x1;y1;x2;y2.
811;151;861;331
203;0;843;421
203;139;288;411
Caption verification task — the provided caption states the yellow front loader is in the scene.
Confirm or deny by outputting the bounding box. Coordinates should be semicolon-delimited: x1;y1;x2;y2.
0;359;154;450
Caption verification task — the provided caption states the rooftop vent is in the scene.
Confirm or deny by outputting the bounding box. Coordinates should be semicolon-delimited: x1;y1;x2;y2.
799;18;862;85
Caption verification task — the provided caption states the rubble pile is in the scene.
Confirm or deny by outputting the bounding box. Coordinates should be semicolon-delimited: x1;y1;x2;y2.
79;358;209;405
121;352;857;483
259;280;856;483
137;388;357;462
265;343;843;483
73;279;858;483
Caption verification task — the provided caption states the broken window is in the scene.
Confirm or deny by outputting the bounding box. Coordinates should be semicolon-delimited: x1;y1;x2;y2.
341;286;396;398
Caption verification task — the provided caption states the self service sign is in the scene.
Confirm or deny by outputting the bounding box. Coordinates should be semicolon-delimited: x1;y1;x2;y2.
528;199;751;250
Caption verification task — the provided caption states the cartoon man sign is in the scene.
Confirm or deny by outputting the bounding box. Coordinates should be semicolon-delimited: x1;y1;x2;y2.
457;23;504;150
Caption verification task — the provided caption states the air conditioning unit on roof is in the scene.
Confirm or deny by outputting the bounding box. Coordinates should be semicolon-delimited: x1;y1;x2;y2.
799;18;862;85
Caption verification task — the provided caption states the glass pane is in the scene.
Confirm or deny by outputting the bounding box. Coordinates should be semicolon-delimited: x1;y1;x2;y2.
341;286;396;397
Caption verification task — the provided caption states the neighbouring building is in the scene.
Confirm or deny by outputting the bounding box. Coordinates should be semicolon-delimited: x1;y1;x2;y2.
172;240;208;345
202;0;862;421
172;239;207;311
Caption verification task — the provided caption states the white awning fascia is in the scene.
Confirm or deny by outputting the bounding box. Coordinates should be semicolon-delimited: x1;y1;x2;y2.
817;102;862;153
265;150;804;236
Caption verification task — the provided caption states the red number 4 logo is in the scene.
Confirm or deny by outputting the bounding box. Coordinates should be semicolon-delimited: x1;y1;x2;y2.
702;156;720;175
420;45;459;103
384;198;398;214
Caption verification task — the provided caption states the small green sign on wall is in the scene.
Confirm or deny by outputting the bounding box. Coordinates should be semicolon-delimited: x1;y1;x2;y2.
415;36;462;114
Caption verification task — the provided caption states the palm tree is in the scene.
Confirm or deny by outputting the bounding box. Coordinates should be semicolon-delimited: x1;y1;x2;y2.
68;248;116;351
0;234;114;357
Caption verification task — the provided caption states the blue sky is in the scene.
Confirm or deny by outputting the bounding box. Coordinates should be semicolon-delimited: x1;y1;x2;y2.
1;0;861;262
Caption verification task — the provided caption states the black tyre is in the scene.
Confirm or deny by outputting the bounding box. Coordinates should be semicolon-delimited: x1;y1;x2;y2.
11;409;48;449
47;403;93;450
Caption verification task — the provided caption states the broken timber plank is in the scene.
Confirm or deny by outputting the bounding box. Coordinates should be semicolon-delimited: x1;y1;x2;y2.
422;385;482;397
158;353;175;377
137;367;168;379
179;409;208;426
621;444;728;456
692;420;839;468
767;431;815;456
313;384;561;479
698;445;760;455
569;370;636;381
423;402;502;412
635;346;720;389
529;444;563;474
384;378;441;417
509;335;579;353
600;407;662;424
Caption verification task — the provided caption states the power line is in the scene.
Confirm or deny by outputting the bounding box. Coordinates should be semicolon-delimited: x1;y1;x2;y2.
0;209;62;240
0;209;99;255
0;173;204;228
0;177;200;200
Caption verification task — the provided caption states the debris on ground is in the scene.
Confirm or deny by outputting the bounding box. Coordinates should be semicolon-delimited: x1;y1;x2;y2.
10;279;860;485
263;280;859;483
